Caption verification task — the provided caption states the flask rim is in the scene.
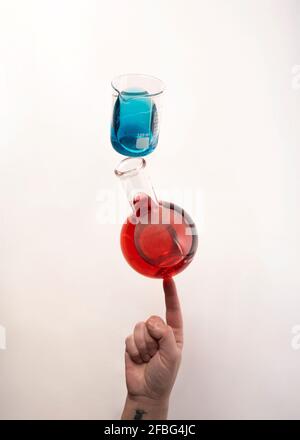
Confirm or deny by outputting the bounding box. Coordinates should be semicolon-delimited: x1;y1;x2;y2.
114;157;146;178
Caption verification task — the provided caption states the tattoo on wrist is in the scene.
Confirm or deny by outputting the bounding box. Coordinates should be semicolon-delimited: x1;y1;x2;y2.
134;409;146;420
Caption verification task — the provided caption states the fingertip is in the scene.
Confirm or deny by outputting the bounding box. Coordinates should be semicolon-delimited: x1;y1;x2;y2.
163;276;172;287
163;277;176;295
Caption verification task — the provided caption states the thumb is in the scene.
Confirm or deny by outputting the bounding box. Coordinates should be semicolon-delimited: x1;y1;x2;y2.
146;316;178;362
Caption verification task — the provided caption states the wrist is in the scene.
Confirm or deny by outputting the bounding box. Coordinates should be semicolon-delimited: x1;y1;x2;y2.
127;393;170;408
122;394;169;420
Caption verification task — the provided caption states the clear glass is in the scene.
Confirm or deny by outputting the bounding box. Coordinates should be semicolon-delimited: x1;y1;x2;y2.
111;74;164;157
115;157;198;279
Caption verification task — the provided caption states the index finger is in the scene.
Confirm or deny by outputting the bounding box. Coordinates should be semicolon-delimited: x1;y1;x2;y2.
163;277;183;348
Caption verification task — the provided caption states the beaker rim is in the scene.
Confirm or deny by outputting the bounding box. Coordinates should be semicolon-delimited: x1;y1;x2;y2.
114;157;146;178
111;73;165;97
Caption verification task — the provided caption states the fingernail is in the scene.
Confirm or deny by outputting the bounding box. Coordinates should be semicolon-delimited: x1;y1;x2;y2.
154;322;164;332
148;317;164;332
147;318;156;328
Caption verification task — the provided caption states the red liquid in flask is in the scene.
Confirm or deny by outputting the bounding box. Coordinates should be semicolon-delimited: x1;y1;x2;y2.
120;195;198;278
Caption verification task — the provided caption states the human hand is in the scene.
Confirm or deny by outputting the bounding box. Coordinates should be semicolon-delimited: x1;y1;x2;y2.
122;278;183;420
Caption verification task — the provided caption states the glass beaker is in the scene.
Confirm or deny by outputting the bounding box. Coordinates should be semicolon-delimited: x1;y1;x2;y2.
115;157;198;279
111;74;164;157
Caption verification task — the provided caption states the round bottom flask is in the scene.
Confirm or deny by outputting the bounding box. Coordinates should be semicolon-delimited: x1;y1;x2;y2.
115;158;198;279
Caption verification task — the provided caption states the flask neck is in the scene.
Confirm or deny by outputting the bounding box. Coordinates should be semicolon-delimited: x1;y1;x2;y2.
114;157;158;215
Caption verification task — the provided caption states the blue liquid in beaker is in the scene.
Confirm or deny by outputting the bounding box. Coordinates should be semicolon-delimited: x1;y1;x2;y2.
111;88;159;157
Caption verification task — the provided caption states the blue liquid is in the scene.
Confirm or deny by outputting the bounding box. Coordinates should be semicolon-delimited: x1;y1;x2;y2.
111;88;159;157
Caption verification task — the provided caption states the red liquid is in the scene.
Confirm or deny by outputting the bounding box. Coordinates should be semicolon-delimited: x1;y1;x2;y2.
120;197;198;279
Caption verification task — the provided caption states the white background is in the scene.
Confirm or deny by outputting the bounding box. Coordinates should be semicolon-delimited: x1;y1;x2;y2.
0;0;300;419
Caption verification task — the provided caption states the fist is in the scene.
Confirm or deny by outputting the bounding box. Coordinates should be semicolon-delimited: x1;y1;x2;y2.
124;278;183;402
